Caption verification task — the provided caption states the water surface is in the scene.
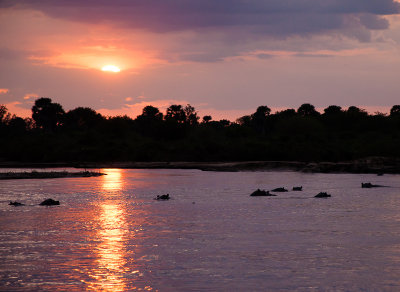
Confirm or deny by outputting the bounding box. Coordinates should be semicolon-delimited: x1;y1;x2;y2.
1;169;400;291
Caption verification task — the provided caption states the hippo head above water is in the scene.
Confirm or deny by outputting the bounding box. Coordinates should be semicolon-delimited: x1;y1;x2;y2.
39;199;60;206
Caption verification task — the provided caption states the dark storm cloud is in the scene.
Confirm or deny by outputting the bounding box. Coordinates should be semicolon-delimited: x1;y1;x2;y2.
2;0;399;37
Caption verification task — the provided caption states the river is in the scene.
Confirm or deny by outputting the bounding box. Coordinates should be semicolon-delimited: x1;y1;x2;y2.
1;168;400;291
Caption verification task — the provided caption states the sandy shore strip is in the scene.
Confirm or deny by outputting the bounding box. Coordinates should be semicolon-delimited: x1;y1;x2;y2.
0;171;105;180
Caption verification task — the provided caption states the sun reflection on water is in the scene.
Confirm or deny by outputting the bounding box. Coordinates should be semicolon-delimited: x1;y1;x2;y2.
84;168;154;291
87;202;129;291
101;168;123;191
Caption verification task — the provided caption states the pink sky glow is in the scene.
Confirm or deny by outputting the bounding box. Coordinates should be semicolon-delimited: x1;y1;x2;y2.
1;1;400;121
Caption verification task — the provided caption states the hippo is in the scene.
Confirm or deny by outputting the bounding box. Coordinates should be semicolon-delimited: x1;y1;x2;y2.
39;198;60;206
292;186;303;191
361;183;384;188
155;194;170;200
9;201;25;206
271;187;288;192
315;192;331;198
250;189;276;196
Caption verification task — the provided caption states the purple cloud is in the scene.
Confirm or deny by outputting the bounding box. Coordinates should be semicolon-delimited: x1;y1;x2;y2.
1;0;399;64
1;0;399;38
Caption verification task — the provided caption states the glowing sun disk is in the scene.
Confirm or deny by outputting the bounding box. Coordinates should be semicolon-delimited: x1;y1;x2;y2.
102;65;121;72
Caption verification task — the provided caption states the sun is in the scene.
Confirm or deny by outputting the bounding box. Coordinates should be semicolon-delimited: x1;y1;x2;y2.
101;65;121;72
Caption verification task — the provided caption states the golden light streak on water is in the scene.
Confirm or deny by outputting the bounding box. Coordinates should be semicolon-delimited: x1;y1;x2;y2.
87;202;129;291
101;169;123;191
90;169;129;290
86;169;154;291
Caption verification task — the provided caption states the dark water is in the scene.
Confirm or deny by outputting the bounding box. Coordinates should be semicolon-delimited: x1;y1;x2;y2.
1;168;400;291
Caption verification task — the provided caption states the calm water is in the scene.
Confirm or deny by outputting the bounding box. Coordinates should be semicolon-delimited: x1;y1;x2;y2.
1;168;400;291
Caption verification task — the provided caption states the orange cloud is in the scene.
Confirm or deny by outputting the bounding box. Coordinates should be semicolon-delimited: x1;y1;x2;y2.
1;8;159;72
0;88;9;94
3;102;31;118
23;93;39;100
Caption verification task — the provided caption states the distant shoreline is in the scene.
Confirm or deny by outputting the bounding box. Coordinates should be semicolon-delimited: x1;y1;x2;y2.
1;157;400;174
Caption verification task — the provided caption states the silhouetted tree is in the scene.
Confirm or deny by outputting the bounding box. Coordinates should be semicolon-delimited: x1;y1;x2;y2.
251;105;271;134
272;109;297;129
139;105;163;120
0;105;10;136
346;106;367;116
236;115;251;126
165;105;186;123
4;97;400;163
218;119;231;126
297;103;320;117
322;105;345;130
135;105;165;137
64;107;104;130
202;115;212;123
346;106;368;120
323;105;343;116
274;109;296;119
32;98;65;132
253;106;271;117
105;115;134;136
8;116;26;133
0;105;11;125
390;105;400;116
24;118;35;130
184;104;199;125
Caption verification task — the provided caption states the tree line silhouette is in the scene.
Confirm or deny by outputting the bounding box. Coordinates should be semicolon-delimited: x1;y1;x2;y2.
1;97;400;163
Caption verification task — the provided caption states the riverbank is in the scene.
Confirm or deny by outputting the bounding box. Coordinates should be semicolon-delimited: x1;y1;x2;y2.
0;171;105;180
1;157;400;174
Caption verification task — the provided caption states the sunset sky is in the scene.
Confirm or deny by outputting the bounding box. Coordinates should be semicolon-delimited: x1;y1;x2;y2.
1;0;400;120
